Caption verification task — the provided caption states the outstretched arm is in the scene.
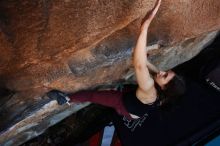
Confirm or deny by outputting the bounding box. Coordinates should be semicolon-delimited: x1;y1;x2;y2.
133;0;161;99
134;29;154;92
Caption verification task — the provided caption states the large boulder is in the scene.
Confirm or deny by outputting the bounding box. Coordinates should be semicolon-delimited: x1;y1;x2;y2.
0;0;219;145
0;0;219;92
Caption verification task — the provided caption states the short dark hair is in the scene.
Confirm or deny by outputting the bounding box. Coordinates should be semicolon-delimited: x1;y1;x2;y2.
157;75;186;110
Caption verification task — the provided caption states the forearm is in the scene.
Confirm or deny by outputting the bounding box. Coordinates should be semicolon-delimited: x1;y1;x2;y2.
134;0;161;72
134;32;159;74
134;0;161;76
133;29;154;91
146;60;159;74
134;29;148;68
144;45;160;74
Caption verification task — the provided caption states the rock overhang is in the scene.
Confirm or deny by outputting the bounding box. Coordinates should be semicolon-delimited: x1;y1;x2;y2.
0;0;220;145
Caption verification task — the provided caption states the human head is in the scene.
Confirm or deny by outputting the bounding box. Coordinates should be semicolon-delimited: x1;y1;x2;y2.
154;70;176;89
154;70;186;108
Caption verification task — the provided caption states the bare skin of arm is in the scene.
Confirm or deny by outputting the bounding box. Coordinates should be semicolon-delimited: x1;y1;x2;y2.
134;0;161;104
146;59;160;74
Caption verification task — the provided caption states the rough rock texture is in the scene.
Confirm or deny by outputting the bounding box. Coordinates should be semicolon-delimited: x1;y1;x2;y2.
0;0;220;145
21;104;113;146
0;0;219;92
0;100;90;146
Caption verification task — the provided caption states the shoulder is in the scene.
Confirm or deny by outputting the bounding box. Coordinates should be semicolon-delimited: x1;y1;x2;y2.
136;86;157;104
139;77;155;92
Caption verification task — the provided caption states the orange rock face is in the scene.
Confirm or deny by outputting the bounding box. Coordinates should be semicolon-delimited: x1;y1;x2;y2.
0;1;219;145
0;0;219;92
